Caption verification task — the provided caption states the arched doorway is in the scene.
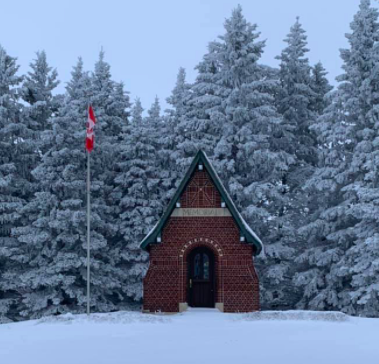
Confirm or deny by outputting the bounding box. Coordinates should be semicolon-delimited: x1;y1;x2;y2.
187;247;215;307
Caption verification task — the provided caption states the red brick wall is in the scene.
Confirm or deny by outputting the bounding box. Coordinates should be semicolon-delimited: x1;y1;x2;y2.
143;169;260;313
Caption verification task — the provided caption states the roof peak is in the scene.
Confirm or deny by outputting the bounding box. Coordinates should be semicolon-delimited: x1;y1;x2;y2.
140;150;263;255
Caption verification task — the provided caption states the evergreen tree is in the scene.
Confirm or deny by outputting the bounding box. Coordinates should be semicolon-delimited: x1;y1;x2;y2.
113;99;161;301
248;18;331;309
146;95;161;124
17;51;61;234
310;62;333;115
4;60;92;319
82;51;133;309
0;45;35;321
173;47;224;168
213;5;281;183
165;68;190;177
113;95;180;301
145;96;176;204
131;97;144;124
22;51;60;135
276;17;317;165
296;0;379;317
165;68;191;174
88;50;132;307
166;67;190;120
0;45;25;236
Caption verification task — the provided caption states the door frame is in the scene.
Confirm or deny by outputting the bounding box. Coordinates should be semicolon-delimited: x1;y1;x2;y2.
187;246;216;307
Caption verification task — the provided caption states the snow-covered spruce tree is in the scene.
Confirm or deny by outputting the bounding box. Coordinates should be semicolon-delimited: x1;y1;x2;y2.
113;98;163;301
146;95;161;124
310;62;333;116
173;47;224;169
251;18;321;308
80;51;133;310
0;45;39;322
5;59;93;319
166;67;190;122
295;0;379;317
276;17;317;165
131;97;144;124
145;96;177;208
15;51;62;239
22;51;60;151
0;45;24;239
21;49;61;178
162;68;192;200
165;68;191;172
290;62;333;312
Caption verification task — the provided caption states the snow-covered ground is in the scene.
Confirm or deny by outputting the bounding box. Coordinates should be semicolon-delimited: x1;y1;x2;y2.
1;308;378;364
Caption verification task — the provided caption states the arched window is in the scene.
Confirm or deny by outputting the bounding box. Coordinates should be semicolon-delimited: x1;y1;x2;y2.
192;252;210;280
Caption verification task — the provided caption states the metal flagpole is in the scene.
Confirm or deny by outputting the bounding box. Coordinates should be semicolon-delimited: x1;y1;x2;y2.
86;146;91;315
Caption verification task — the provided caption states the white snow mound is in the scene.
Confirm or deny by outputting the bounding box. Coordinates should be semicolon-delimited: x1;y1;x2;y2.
236;310;350;322
37;310;170;325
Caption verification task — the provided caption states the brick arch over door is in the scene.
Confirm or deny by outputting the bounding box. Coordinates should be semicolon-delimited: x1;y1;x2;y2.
179;238;224;304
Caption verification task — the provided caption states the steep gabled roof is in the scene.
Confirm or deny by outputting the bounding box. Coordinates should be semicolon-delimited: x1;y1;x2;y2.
140;150;263;255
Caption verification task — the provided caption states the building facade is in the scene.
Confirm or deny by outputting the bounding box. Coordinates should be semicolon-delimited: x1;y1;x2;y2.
140;151;263;313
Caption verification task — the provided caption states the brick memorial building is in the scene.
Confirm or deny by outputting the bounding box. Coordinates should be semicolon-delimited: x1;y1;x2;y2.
140;151;263;313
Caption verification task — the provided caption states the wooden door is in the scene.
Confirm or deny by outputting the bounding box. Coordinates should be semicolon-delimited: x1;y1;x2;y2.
188;248;215;307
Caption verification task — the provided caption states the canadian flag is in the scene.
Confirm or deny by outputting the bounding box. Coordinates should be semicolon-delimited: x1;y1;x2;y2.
86;105;96;152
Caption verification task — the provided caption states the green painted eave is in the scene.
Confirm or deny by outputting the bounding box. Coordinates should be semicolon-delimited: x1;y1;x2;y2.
140;150;263;255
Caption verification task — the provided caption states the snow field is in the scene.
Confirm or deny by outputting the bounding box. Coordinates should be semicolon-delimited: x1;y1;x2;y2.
1;309;378;364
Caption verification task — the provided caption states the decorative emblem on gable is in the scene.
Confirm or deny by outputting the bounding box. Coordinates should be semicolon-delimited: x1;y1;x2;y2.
180;169;221;208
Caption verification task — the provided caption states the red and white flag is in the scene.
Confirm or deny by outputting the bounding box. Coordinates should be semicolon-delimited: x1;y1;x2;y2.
86;105;96;152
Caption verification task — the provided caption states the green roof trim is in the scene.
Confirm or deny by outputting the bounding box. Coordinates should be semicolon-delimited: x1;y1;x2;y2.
140;150;263;255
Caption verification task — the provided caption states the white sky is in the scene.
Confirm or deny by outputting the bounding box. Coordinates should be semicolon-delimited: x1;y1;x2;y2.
0;0;368;111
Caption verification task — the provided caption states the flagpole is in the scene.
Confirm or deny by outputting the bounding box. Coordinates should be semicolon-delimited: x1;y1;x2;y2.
86;144;91;315
86;104;96;316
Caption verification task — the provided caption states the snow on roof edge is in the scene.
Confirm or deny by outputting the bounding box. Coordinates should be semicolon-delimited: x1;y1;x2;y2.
139;221;158;248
